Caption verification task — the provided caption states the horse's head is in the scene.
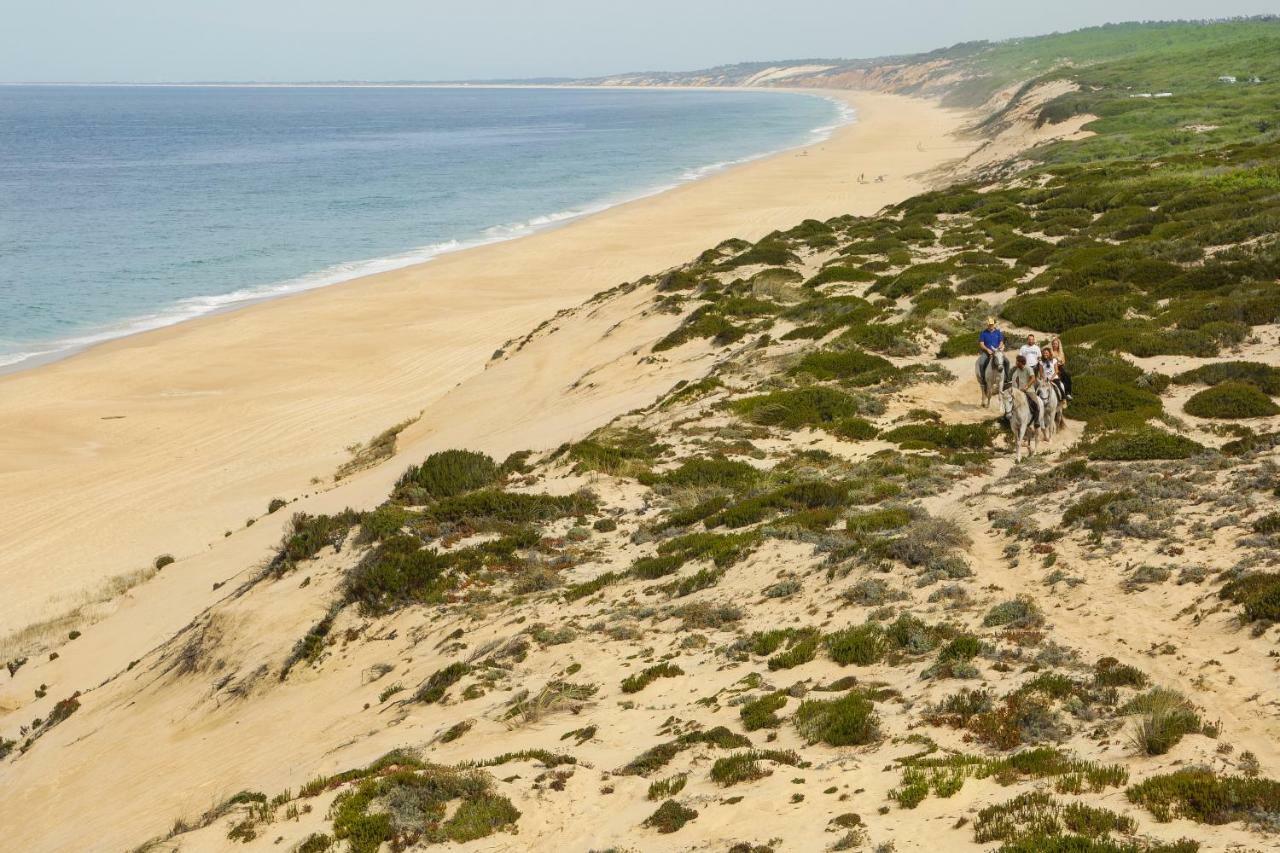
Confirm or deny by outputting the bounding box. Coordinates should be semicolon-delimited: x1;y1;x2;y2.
998;386;1014;418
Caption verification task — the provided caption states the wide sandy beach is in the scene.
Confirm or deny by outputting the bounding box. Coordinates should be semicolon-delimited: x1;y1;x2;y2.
0;90;975;633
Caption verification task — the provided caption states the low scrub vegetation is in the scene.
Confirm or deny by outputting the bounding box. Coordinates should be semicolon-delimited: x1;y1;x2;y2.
1184;381;1280;419
1126;768;1280;824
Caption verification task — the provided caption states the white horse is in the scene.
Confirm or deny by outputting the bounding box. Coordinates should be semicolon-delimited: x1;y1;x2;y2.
1037;379;1066;442
1001;386;1039;462
977;349;1008;408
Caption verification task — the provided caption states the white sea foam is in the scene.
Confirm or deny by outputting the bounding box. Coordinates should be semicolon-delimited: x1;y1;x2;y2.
0;92;856;374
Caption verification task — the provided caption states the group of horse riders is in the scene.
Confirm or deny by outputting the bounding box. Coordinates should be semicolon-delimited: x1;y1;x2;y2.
977;317;1072;429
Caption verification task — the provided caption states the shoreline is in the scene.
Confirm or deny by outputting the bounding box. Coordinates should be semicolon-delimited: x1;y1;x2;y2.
0;89;977;629
0;85;852;376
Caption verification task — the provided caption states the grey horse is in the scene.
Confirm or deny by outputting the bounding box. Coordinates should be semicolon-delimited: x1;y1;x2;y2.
1037;379;1066;442
1001;385;1039;462
977;349;1008;408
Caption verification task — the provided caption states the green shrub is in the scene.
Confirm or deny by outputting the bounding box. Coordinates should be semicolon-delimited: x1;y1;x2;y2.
880;421;994;450
646;774;688;800
621;662;685;694
740;693;788;731
846;507;912;533
972;791;1138;849
790;348;894;382
710;749;803;786
826;623;886;666
397;450;499;500
1066;376;1162;422
937;331;983;358
708;481;846;529
1219;572;1280;622
722;240;799;269
884;613;942;654
836;322;922;356
930;687;994;724
1091;327;1221;358
653;307;746;352
782;294;877;329
642;799;698;833
1173;361;1280;394
957;270;1015;295
330;765;517;850
650;457;759;490
806;265;877;287
344;535;451;615
886;516;971;568
1068;349;1143;385
1063;490;1136;533
1126;768;1280;824
631;555;683;580
656;530;760;568
1093;657;1147;688
567;428;664;475
426;490;595;525
660;496;730;530
767;630;820;670
563;570;624;602
414;662;471;704
992;234;1052;261
619;726;750;776
1184;382;1280;419
1253;513;1280;534
830;416;880;440
1001;293;1122;332
1123;688;1201;756
296;835;334;853
983;596;1044;629
793;691;879;746
274;511;360;572
728;386;868;429
1084;427;1204;461
939;635;983;662
356;504;414;543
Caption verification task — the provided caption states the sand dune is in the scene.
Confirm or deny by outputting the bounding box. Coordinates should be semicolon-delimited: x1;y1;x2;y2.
0;91;976;633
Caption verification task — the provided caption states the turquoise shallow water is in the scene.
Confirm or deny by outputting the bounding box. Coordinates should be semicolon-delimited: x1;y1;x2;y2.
0;85;846;369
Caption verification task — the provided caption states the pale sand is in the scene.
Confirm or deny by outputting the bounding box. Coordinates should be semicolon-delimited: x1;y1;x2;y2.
0;90;974;633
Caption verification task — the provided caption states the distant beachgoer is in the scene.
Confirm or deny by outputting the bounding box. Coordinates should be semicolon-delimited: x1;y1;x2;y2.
1018;334;1041;368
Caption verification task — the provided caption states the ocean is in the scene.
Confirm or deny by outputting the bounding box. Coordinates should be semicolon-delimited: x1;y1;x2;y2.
0;85;846;370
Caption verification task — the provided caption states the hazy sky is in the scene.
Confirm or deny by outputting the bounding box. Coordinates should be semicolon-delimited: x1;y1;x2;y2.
4;1;1277;82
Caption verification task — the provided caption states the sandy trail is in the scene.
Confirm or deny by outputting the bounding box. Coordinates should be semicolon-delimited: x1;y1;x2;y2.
911;359;1280;774
0;90;977;632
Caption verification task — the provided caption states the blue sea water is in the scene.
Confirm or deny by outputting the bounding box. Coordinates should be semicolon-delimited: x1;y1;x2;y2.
0;85;846;369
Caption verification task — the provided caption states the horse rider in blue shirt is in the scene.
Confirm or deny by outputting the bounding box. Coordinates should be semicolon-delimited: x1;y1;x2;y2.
978;317;1005;391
